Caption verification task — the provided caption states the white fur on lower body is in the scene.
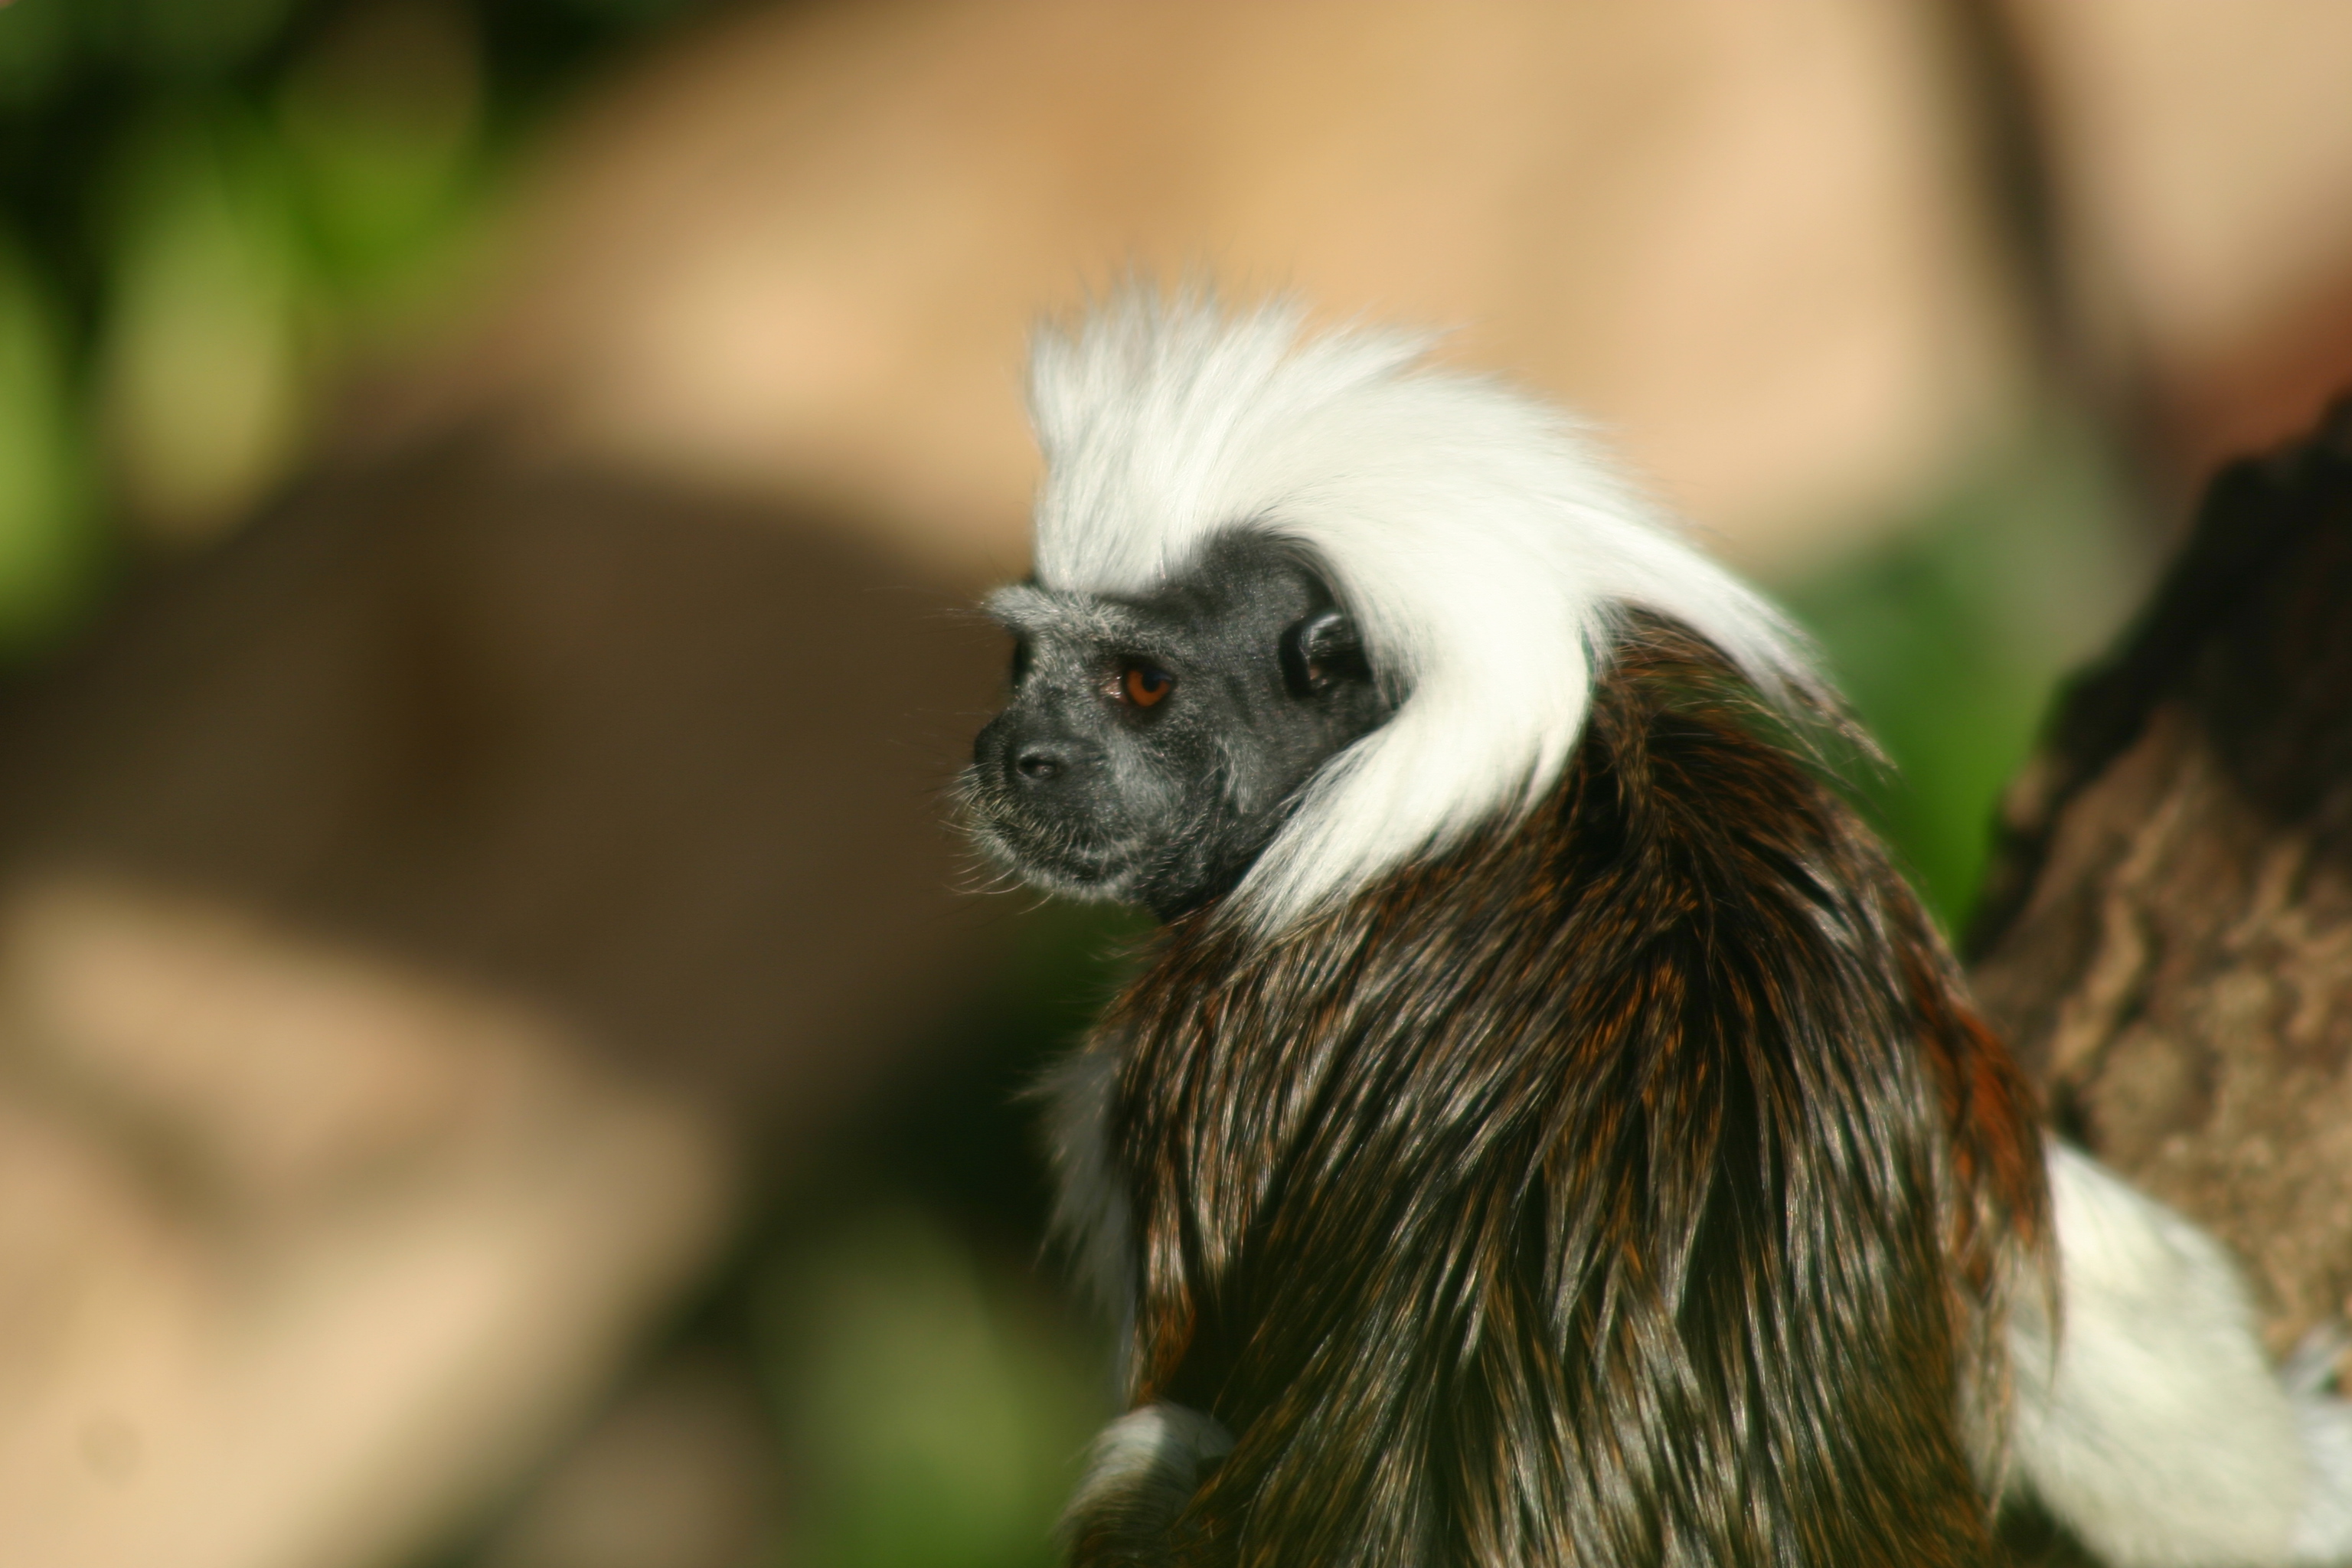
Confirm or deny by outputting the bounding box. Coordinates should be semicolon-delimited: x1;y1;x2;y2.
2010;1143;2352;1566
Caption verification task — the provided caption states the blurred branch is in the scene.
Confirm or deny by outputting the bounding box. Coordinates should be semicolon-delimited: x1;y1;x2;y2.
1929;0;2184;528
1932;0;2071;387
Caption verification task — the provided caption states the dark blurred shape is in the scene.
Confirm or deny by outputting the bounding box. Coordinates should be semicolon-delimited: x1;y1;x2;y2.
0;443;1001;1107
1971;397;2352;1355
0;440;1006;1566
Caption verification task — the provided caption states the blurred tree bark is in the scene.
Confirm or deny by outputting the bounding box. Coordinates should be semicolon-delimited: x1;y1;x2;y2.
1970;398;2352;1361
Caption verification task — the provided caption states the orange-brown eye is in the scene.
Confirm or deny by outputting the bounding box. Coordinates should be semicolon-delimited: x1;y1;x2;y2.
1124;665;1174;707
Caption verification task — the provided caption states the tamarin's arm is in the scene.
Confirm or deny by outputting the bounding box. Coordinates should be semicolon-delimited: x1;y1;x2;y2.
1044;1050;1236;1565
2012;1144;2352;1567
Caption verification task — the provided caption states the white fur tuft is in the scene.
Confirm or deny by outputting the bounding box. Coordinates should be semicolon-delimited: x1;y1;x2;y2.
1027;291;1817;934
2011;1144;2316;1566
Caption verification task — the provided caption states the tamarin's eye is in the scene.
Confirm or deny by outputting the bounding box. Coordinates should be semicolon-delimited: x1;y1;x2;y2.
1123;665;1175;707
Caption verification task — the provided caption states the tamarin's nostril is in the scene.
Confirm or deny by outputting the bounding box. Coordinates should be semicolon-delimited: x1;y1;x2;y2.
1016;747;1063;781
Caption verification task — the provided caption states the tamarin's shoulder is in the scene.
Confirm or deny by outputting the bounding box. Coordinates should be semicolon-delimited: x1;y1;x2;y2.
1115;614;1913;1035
1386;614;1891;929
1566;613;1889;874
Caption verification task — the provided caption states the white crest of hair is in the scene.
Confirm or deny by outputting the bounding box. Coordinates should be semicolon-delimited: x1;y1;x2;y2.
1027;289;1819;935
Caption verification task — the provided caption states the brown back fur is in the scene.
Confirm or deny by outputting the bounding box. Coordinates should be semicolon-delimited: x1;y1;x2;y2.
1077;621;2049;1567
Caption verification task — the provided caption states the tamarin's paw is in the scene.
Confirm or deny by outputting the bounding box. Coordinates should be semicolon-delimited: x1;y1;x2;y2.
2287;1328;2352;1564
1060;1403;1235;1560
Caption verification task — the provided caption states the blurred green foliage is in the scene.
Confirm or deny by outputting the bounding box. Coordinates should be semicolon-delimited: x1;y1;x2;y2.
760;1210;1104;1568
756;902;1145;1568
1780;422;2145;933
0;0;707;639
0;230;92;647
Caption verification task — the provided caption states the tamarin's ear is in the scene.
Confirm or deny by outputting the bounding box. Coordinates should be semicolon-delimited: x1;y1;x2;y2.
1282;608;1367;697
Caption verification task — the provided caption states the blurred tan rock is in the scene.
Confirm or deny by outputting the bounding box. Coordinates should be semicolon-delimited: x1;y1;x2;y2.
0;877;731;1568
478;1353;779;1568
395;0;2021;580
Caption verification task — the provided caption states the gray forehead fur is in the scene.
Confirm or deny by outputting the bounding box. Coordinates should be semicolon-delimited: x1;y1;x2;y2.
986;583;1152;645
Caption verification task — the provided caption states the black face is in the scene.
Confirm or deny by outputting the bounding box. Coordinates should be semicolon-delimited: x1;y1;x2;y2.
965;533;1393;920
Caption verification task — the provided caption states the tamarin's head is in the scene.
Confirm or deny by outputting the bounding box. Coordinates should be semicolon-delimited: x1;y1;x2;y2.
964;290;1815;932
969;531;1388;920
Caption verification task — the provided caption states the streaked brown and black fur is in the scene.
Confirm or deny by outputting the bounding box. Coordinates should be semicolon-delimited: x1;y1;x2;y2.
1066;622;2050;1567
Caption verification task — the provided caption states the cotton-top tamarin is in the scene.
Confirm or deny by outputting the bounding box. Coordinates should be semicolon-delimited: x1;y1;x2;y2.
963;292;2352;1568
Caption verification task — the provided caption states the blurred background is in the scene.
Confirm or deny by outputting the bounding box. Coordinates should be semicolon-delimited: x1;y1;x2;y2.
0;2;2350;1566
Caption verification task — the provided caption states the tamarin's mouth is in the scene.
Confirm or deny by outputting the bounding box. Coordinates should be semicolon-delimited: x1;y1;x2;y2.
957;771;1145;900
